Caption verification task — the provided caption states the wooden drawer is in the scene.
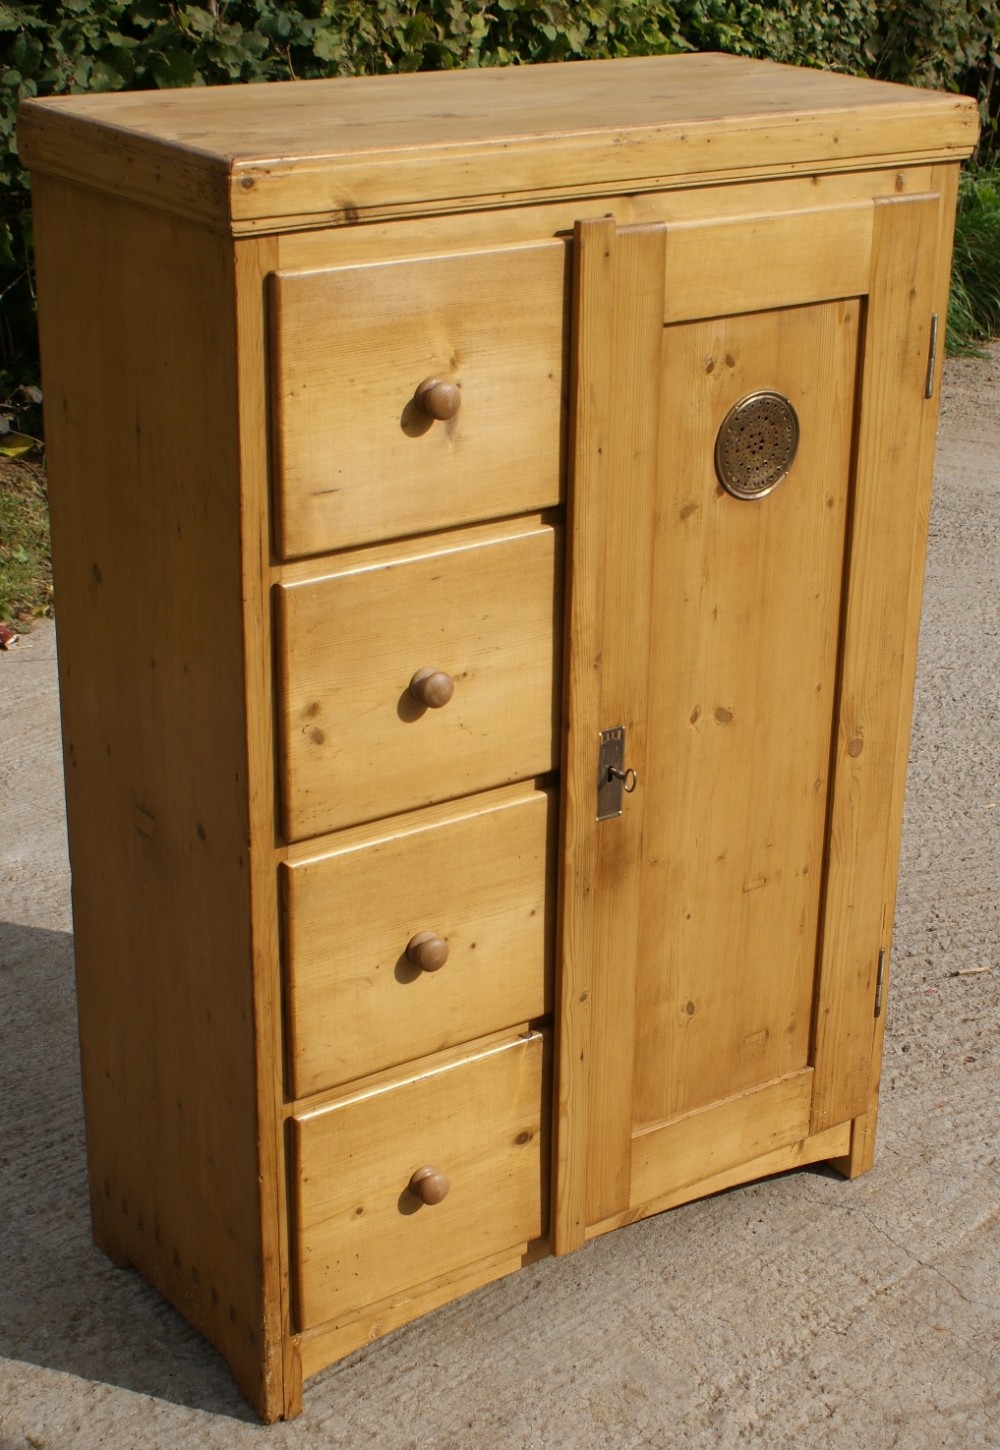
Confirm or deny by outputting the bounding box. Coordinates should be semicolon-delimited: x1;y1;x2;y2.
270;241;567;558
283;783;556;1097
276;516;562;841
291;1029;548;1331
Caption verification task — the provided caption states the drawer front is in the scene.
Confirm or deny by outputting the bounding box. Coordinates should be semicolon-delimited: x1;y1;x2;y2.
276;517;562;840
284;784;556;1097
270;241;567;558
291;1030;548;1330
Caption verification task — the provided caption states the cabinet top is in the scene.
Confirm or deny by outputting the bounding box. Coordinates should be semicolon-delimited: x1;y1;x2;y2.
19;52;977;236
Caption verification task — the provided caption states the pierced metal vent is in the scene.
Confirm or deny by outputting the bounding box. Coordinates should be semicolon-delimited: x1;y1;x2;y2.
715;391;799;500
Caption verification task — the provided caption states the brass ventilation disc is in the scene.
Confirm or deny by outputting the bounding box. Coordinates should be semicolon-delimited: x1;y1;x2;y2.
715;390;799;500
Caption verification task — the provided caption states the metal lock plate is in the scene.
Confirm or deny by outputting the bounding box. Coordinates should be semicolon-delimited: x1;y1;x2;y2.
597;726;637;820
715;390;799;500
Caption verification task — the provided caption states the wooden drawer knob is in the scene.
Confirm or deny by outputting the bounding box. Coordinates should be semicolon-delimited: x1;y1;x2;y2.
406;931;449;972
409;1166;450;1205
409;666;454;709
414;377;461;421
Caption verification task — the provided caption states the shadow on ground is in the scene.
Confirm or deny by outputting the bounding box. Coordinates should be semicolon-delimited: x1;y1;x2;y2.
0;920;255;1421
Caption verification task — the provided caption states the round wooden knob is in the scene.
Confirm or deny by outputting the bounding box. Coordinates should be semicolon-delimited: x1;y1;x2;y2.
409;1166;450;1205
409;666;454;709
406;931;449;972
414;377;461;421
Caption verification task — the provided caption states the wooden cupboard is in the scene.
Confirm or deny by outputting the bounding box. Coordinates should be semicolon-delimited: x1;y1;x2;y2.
20;53;977;1420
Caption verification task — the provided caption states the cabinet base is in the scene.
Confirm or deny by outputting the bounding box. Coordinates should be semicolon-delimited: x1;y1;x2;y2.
295;1119;857;1400
298;1238;549;1382
584;1120;854;1243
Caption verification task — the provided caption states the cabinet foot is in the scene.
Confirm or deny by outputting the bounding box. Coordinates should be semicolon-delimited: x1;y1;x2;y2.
827;1104;879;1180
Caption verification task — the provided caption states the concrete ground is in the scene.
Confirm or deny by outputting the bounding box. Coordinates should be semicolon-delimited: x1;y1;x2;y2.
1;347;998;1449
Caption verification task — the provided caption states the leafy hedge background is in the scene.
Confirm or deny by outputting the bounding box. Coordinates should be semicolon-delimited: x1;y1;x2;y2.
2;1;999;407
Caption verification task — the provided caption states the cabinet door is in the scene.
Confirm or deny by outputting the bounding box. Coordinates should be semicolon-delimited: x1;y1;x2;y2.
555;194;946;1250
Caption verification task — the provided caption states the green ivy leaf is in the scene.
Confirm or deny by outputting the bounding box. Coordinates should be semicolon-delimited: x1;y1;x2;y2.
131;0;161;27
150;47;201;88
88;58;125;91
311;27;343;61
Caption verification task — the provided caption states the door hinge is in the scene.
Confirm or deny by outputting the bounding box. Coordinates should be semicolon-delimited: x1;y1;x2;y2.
924;313;939;400
874;947;887;1018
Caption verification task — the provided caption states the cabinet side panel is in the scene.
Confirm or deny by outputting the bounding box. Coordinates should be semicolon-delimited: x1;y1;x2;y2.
32;178;275;1413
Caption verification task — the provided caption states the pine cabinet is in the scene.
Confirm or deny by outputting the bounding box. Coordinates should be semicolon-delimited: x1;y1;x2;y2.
20;54;976;1421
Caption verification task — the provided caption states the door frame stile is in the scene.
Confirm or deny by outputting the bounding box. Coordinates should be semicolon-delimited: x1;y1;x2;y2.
830;168;960;1174
553;218;666;1250
553;216;617;1255
810;191;943;1136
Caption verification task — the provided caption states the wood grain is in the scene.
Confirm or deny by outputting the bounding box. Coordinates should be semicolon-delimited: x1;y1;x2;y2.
275;167;940;276
633;297;859;1130
271;242;567;557
589;1120;851;1239
32;177;283;1420
234;230;298;1420
569;221;665;1232
554;216;617;1253
838;162;964;1176
283;782;556;1095
276;516;562;840
556;211;863;1249
297;1238;549;1380
810;194;943;1134
18;55;977;233
630;1070;814;1208
661;202;872;321
851;166;960;1176
291;1030;548;1328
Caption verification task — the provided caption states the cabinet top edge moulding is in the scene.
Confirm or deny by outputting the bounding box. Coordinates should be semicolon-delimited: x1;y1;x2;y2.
18;52;978;236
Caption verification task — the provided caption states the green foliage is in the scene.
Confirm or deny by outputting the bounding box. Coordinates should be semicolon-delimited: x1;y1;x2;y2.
482;2;684;65
872;2;999;159
1;1;998;406
670;0;880;74
948;161;1000;354
0;0;684;403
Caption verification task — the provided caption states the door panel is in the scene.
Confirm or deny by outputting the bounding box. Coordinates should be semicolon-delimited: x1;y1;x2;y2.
555;194;943;1251
633;299;858;1131
662;202;872;321
629;1069;814;1210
